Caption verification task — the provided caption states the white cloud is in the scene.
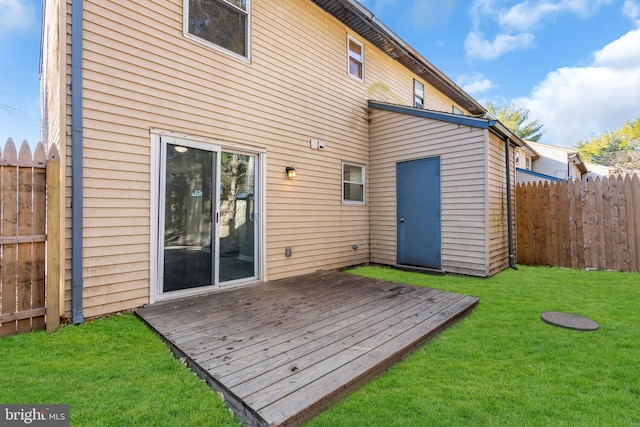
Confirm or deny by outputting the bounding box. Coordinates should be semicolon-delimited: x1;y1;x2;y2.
500;0;613;31
623;0;640;25
457;73;497;95
0;0;35;37
465;31;534;60
593;27;640;68
466;0;613;60
517;28;640;146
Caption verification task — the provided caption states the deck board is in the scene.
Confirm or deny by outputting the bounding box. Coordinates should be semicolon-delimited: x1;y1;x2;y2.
135;271;478;426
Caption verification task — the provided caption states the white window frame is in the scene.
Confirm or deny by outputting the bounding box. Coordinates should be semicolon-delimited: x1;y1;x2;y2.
414;79;425;108
452;105;464;115
342;162;365;205
347;35;364;82
183;0;252;62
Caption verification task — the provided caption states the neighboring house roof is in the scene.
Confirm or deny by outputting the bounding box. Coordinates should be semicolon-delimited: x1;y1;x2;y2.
516;167;563;183
369;101;526;146
312;0;486;116
585;162;614;177
520;142;540;161
526;140;588;176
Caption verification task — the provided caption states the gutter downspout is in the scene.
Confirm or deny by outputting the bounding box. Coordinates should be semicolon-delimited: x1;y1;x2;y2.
71;0;85;324
505;137;517;270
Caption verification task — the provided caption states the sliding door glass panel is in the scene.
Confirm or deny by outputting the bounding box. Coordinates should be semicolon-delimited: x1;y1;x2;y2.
163;144;215;292
219;152;256;282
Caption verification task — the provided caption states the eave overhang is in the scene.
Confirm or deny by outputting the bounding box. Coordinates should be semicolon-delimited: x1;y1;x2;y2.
311;0;486;116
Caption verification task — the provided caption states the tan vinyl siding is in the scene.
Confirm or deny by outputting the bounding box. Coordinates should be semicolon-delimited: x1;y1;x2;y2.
42;0;71;316
51;0;479;317
369;109;489;277
487;131;512;275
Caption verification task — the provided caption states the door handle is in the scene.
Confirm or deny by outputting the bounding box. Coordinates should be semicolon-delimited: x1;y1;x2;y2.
400;218;405;223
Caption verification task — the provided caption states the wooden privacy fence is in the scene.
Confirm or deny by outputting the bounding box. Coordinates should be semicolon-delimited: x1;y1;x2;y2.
0;138;60;337
516;175;640;272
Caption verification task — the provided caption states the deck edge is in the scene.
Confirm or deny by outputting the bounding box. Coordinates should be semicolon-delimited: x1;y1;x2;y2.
134;309;270;427
276;295;479;427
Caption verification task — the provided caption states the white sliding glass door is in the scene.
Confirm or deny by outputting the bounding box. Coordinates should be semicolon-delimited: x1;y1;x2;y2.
157;135;261;298
219;152;257;282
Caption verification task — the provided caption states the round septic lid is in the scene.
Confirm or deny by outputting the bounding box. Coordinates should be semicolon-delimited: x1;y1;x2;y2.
541;311;600;331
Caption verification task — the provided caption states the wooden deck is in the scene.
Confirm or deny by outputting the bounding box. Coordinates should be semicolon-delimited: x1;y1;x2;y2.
135;271;478;426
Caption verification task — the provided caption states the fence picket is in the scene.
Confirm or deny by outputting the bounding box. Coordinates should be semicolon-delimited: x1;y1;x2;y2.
574;178;585;268
0;139;48;336
567;180;578;268
516;174;640;273
595;177;606;269
601;178;613;269
541;181;551;266
610;178;621;270
516;184;526;265
633;175;640;271
583;178;594;268
558;180;569;267
617;177;630;272
549;180;559;266
1;140;19;336
17;142;33;333
623;176;636;272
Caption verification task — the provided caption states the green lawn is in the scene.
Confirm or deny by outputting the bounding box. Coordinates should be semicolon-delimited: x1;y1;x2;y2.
0;313;240;427
309;265;640;427
1;266;638;426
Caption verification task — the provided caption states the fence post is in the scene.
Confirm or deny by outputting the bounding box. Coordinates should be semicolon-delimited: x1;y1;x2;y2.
46;145;61;333
32;143;47;331
623;175;636;272
633;174;640;271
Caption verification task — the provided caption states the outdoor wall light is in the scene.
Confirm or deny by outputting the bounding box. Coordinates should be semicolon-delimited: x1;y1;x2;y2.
286;166;297;179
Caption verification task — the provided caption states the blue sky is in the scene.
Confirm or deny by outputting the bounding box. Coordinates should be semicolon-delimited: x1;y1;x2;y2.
0;0;41;149
1;0;640;148
359;0;640;146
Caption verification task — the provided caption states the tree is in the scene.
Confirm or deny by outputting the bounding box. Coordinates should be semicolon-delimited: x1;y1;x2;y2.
486;102;544;142
576;116;640;174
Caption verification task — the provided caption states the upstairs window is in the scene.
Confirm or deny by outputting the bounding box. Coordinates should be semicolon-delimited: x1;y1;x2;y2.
414;80;425;108
452;105;464;115
347;36;364;81
186;0;250;58
343;162;365;204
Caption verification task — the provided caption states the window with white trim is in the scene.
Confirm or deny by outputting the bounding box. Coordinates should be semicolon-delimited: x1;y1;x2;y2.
186;0;250;58
452;105;463;115
414;79;424;108
342;162;365;203
347;36;364;81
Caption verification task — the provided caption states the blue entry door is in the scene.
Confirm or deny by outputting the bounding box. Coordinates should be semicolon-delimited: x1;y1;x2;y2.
396;157;441;269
